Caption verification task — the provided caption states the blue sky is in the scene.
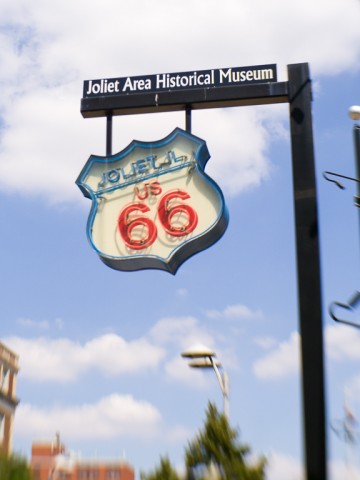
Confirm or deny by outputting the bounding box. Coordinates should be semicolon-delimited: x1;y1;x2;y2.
1;0;360;478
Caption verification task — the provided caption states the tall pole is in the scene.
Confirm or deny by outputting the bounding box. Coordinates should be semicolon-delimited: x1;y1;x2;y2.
353;124;360;208
288;63;327;480
210;357;229;419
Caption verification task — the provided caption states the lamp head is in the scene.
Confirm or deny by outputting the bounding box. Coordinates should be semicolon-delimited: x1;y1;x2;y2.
181;343;216;359
188;358;222;368
349;106;360;121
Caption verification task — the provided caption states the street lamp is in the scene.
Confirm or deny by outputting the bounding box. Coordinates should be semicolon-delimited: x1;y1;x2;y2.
181;343;229;418
349;106;360;209
326;106;360;328
323;106;360;196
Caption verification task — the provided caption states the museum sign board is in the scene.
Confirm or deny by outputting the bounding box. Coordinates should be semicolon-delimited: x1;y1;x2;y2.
83;64;277;98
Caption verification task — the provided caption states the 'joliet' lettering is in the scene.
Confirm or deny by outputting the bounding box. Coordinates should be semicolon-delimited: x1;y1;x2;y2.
97;151;188;189
86;79;121;95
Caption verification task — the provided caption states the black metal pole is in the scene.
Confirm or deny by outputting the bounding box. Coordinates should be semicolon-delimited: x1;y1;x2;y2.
106;114;113;156
288;63;327;480
354;124;360;208
185;106;192;133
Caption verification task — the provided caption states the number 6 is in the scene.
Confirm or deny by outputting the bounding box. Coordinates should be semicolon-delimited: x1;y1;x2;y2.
118;203;157;250
158;190;198;237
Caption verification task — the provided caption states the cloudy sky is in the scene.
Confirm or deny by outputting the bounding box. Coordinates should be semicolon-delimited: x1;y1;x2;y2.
1;0;360;478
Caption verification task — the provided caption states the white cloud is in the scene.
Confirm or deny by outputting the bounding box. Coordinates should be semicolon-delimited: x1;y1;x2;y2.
253;332;300;380
5;336;85;382
4;316;218;385
164;356;209;389
325;324;360;361
0;0;359;204
0;86;101;204
16;317;65;331
148;316;238;384
164;447;360;480
175;288;188;297
344;375;360;407
165;425;193;444
83;334;165;376
14;394;161;440
54;318;64;330
4;333;165;382
16;318;49;330
253;322;360;381
206;303;263;321
193;107;274;197
149;316;215;351
329;459;360;480
253;336;277;350
265;452;303;480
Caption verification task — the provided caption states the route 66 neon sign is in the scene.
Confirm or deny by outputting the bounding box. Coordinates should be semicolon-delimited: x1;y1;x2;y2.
76;128;229;273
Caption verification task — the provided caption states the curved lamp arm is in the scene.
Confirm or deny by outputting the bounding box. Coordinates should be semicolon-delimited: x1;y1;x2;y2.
209;356;229;419
329;291;360;329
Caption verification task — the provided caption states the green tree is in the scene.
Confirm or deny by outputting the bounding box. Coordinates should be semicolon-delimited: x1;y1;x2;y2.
185;403;266;480
0;452;33;480
140;455;181;480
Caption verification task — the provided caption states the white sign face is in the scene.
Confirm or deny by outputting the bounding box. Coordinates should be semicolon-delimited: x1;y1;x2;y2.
76;128;228;273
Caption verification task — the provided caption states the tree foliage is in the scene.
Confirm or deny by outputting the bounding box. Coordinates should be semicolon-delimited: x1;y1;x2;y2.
184;403;266;480
141;403;266;480
0;452;33;480
140;455;181;480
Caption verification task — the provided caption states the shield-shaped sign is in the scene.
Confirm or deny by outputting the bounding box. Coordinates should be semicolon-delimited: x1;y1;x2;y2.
76;127;229;274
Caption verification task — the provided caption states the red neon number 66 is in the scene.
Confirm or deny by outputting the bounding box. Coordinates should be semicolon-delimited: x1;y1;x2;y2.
118;189;198;250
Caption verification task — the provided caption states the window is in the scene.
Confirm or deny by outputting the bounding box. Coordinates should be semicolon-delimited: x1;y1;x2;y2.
0;367;9;394
105;470;120;480
0;413;4;442
77;469;99;480
32;467;41;480
57;472;71;480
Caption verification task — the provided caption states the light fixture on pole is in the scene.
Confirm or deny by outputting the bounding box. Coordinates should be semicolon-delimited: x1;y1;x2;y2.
323;106;360;198
349;106;360;209
327;106;360;328
181;343;229;419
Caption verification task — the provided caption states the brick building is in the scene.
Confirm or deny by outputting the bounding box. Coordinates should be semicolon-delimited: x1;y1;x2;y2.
31;434;134;480
0;341;19;455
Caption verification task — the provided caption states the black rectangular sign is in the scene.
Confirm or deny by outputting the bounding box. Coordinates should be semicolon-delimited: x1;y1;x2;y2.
83;64;277;98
